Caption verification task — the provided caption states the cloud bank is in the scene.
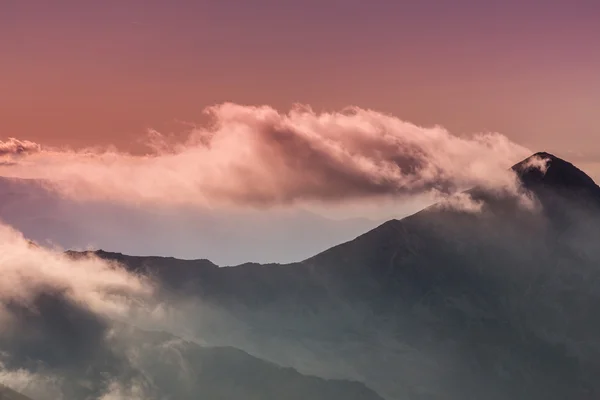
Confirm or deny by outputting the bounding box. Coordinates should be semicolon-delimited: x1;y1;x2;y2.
0;224;150;328
0;103;531;207
0;222;157;400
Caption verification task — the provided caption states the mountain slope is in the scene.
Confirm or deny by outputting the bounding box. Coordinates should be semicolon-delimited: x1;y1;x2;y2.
87;152;600;399
0;385;33;400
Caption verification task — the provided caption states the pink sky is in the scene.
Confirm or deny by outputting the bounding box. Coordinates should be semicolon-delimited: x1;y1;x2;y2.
0;0;599;262
1;1;600;177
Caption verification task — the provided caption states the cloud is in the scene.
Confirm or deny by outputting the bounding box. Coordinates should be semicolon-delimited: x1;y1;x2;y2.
97;378;149;400
517;153;551;174
0;223;151;328
0;222;156;399
432;192;485;213
0;365;64;400
0;138;41;157
0;103;532;208
0;223;151;374
0;223;154;400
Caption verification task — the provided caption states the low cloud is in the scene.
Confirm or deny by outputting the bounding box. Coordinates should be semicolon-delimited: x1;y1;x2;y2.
0;224;150;323
0;103;532;208
432;192;485;213
0;222;155;399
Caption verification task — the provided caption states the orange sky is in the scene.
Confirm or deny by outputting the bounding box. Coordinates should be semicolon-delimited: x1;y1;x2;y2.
2;1;600;176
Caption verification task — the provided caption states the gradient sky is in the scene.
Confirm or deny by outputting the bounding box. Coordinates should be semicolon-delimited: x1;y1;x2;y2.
2;0;600;174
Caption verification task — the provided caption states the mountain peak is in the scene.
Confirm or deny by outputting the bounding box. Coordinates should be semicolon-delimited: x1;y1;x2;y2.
530;151;558;160
512;152;600;199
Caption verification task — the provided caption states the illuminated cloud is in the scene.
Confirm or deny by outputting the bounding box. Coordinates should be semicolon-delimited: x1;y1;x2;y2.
0;222;154;399
97;378;148;400
0;138;41;156
0;223;150;324
0;103;532;207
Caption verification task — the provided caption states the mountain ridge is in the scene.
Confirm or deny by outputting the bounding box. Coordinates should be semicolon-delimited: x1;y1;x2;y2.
86;151;600;268
77;151;600;399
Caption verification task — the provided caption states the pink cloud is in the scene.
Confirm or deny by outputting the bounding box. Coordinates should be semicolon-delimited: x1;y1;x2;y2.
0;223;150;328
0;138;41;156
0;103;532;207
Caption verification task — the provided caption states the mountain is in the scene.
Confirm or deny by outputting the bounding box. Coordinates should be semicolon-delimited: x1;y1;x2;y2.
109;326;384;400
0;385;33;400
514;151;600;194
83;152;600;399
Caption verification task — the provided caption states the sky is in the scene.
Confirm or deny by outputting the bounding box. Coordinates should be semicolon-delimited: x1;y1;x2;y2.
0;0;599;263
1;0;599;172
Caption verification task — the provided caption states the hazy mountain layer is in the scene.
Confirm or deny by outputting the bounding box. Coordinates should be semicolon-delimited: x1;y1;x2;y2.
0;293;382;400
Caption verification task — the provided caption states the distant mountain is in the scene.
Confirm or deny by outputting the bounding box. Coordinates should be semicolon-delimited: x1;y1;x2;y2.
0;178;379;265
86;152;600;399
0;292;382;400
110;326;384;400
